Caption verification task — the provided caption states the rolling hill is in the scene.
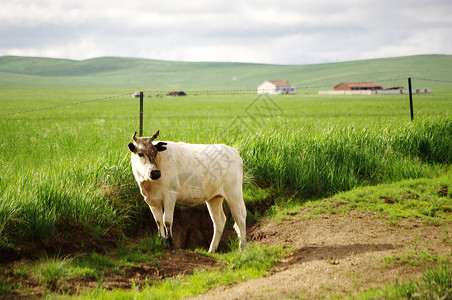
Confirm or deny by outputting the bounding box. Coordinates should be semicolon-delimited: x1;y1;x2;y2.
0;55;451;90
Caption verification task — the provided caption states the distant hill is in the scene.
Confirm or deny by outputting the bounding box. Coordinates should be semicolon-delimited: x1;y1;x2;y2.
0;55;451;89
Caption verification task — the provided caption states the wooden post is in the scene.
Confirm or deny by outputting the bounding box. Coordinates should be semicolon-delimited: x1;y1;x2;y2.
408;78;414;121
139;91;144;136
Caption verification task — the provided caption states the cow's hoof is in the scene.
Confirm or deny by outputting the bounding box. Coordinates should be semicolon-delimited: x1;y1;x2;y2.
166;237;174;250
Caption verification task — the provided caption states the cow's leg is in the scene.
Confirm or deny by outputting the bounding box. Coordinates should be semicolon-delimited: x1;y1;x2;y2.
148;204;165;238
224;191;247;250
206;196;226;253
163;199;176;249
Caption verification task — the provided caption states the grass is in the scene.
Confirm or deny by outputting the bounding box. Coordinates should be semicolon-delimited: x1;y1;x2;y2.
73;235;166;271
37;256;72;289
269;171;452;226
0;87;451;250
0;69;451;298
0;280;10;297
0;55;451;89
239;116;451;199
115;235;165;263
383;252;450;269
358;262;452;299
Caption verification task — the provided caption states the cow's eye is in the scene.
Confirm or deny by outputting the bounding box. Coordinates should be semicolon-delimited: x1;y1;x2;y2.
138;153;144;157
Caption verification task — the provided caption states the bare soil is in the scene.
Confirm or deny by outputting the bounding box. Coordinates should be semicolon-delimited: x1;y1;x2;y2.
1;203;451;299
193;211;452;299
1;249;220;299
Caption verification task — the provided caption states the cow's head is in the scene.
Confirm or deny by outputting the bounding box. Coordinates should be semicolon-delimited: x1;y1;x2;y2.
128;130;167;181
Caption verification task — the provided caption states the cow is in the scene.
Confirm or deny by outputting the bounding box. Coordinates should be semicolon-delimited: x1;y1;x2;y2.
128;130;246;253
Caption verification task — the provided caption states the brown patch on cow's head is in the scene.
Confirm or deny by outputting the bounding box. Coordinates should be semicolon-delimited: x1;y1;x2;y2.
128;130;167;180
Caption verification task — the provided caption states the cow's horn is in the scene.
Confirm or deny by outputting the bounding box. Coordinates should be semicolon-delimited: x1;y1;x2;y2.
132;132;138;142
150;130;159;142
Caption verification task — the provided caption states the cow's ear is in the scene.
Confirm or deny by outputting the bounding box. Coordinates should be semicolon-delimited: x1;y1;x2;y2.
128;143;136;153
155;142;167;152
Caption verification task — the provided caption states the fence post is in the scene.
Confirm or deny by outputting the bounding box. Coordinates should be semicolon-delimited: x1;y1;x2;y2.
139;91;144;136
408;78;414;121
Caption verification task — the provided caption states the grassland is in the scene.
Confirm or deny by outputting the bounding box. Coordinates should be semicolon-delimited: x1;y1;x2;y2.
0;55;451;298
1;54;451;89
1;86;451;249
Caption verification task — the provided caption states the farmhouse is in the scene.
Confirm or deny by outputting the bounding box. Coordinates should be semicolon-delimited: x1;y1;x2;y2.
257;80;296;95
334;82;383;91
319;83;432;95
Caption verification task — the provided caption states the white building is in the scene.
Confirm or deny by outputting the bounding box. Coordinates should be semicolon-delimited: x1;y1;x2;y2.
257;80;296;95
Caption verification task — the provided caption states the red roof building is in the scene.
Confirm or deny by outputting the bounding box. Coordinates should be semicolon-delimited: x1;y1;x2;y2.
334;82;383;91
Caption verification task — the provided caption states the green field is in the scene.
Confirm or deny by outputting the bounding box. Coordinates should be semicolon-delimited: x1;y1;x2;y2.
1;85;451;248
1;54;451;89
0;55;451;298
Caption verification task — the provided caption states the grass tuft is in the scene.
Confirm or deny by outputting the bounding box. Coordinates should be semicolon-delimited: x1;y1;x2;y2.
0;280;10;297
360;262;452;299
37;255;72;289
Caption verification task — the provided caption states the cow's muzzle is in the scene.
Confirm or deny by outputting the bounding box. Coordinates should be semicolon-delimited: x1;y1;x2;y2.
151;170;161;180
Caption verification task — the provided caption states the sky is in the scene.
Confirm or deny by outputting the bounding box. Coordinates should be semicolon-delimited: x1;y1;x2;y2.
1;0;451;65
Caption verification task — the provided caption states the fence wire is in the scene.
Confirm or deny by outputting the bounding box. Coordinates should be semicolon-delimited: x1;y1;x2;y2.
1;76;450;169
0;92;132;117
1;77;450;119
411;77;452;84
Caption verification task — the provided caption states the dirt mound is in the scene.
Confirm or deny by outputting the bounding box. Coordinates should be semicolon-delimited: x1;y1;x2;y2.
0;226;119;263
91;250;220;290
172;199;273;251
172;205;214;250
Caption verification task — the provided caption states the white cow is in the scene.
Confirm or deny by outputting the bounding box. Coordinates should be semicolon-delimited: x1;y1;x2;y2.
128;130;246;253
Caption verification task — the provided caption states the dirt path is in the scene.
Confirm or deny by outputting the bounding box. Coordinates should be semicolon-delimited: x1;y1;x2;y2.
192;213;452;299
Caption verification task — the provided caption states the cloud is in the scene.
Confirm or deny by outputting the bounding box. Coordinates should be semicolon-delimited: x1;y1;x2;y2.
0;0;451;64
362;29;452;60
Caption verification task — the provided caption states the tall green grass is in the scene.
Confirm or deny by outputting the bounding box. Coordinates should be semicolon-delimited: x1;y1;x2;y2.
0;149;134;247
240;116;451;198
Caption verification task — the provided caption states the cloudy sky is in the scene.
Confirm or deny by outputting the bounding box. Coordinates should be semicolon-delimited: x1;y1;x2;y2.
1;0;451;65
